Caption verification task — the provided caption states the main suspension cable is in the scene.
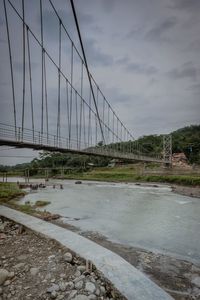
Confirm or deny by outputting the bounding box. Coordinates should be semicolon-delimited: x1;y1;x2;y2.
70;0;105;145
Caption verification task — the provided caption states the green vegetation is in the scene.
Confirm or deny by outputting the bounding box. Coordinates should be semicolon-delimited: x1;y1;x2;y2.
0;183;26;204
62;167;200;186
0;184;50;215
34;200;51;207
172;125;200;164
0;152;110;177
9;202;35;214
118;124;200;164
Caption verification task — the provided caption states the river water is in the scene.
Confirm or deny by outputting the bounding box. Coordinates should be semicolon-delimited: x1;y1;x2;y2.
5;178;200;263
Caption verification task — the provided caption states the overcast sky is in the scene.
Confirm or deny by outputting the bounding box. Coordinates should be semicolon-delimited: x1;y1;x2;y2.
0;0;200;165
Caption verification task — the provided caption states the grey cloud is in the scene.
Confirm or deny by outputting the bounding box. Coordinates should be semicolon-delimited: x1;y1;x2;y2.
75;11;94;26
104;87;133;106
40;8;108;68
0;15;3;27
145;16;177;42
91;25;104;35
187;39;200;53
101;0;116;13
169;0;200;12
115;56;130;65
41;8;95;41
148;77;158;86
126;27;144;40
166;62;198;80
126;62;158;75
116;56;158;75
186;83;200;94
84;38;114;67
0;15;6;43
13;61;39;73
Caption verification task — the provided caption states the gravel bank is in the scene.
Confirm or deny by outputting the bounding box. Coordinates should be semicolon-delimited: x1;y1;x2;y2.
172;185;200;198
0;217;125;300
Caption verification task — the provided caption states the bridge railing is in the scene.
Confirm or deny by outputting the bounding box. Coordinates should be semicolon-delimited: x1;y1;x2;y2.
0;123;166;163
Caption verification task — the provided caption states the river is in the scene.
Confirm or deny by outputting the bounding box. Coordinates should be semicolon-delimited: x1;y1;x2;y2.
5;177;200;264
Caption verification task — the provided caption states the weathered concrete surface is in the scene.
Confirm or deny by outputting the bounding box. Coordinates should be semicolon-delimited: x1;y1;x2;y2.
0;205;174;300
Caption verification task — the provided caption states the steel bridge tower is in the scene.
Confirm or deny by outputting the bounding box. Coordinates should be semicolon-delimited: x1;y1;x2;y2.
163;135;172;167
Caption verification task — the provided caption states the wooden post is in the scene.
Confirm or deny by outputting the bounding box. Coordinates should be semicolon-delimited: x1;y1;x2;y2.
27;169;30;183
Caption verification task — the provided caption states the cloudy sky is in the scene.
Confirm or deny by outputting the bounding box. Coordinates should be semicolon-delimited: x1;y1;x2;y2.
0;0;200;165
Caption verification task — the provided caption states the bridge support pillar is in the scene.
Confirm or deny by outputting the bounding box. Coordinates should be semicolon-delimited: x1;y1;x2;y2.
24;169;30;183
2;172;7;182
45;169;49;181
60;167;64;177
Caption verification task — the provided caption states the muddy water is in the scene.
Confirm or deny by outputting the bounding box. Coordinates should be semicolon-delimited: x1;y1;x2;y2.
14;179;200;263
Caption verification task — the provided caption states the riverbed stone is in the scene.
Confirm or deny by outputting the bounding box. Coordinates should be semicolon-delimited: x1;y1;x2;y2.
75;280;83;290
0;269;9;285
50;290;57;299
90;277;96;283
17;254;28;261
100;285;106;295
192;276;200;288
13;262;26;270
95;288;100;296
77;266;86;273
65;281;74;290
59;281;67;292
67;289;77;299
85;282;96;293
47;284;60;293
74;270;81;277
30;267;39;276
73;295;88;300
4;280;11;286
57;295;64;300
88;295;97;300
63;252;73;263
74;275;85;284
8;272;14;279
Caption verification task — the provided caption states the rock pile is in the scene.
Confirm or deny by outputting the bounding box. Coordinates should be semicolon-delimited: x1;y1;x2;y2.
0;218;125;300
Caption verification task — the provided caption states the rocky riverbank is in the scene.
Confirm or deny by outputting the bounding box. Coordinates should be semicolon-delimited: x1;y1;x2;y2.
0;218;125;300
50;220;200;300
171;185;200;198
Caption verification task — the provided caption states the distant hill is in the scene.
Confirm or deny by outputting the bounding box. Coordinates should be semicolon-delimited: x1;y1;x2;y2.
136;125;200;164
171;125;200;163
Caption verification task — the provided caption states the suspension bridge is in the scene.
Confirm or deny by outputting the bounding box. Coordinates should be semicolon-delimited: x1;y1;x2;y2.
0;0;172;164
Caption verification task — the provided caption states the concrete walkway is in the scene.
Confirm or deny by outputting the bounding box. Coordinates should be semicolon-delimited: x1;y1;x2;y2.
0;205;173;300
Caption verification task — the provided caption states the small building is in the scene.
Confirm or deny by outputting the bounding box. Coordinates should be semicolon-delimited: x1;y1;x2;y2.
108;159;125;167
172;152;191;168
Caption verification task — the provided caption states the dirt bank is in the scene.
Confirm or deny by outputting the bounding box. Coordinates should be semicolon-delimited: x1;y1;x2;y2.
172;185;200;198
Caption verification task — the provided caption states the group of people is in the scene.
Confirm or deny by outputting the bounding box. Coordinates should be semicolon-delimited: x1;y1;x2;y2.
17;180;64;190
53;184;63;189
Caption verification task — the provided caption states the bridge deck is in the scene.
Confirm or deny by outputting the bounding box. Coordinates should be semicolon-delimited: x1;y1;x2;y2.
0;138;166;163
